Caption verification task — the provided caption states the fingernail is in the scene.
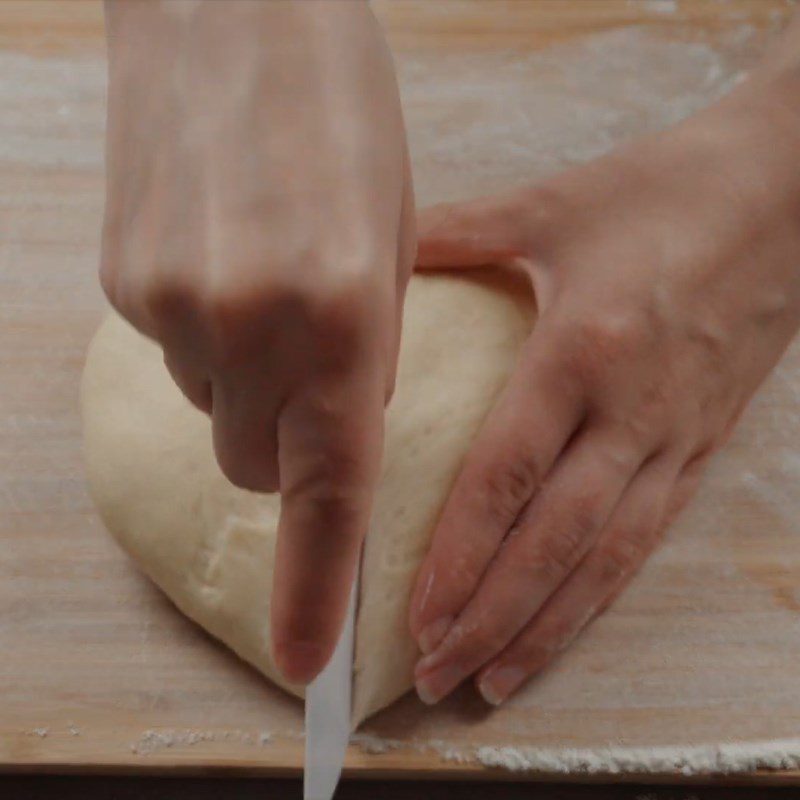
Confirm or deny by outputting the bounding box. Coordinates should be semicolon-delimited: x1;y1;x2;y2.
415;662;465;706
415;680;440;706
275;640;325;684
478;665;526;706
418;616;453;655
414;651;440;678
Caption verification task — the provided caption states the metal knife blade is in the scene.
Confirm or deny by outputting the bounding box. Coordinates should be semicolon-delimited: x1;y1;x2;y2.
303;575;357;800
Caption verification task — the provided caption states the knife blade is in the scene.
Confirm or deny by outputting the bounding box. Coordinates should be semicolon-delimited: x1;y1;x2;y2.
303;573;357;800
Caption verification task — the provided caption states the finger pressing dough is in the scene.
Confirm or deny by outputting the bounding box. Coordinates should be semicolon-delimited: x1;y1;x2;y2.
81;270;533;724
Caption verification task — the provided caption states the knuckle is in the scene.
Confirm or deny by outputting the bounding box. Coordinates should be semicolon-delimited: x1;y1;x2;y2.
593;401;674;461
470;623;509;657
202;278;298;366
537;617;574;653
510;624;566;672
202;279;267;327
519;642;554;672
534;526;587;580
296;491;365;541
560;313;646;386
201;265;384;368
141;275;195;321
445;546;488;589
622;402;669;447
580;316;634;358
304;438;371;489
481;452;542;522
597;534;647;583
596;436;644;480
307;272;381;344
686;315;729;369
570;490;604;541
629;377;682;442
283;467;369;540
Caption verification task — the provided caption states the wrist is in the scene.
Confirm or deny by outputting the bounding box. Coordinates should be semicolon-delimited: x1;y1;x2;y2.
105;0;381;86
672;82;800;228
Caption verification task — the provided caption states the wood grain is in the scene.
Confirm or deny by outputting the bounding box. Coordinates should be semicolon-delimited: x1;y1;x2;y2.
0;1;792;55
2;0;799;785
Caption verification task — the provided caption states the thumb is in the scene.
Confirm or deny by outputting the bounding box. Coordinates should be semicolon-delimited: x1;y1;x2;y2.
416;191;532;271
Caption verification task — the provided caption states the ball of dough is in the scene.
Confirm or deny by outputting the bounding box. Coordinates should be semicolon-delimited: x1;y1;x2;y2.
81;270;533;723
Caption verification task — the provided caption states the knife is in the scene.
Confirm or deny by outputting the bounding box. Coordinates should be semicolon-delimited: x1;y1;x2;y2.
303;573;358;800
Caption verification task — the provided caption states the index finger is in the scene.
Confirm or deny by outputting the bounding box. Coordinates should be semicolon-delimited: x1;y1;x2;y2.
270;371;385;684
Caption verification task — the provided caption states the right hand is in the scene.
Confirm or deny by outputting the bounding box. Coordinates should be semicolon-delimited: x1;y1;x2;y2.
100;0;416;684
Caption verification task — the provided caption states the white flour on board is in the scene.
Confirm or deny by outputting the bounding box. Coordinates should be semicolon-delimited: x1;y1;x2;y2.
0;24;775;178
131;727;274;756
398;24;774;202
470;739;800;775
634;1;679;16
350;733;800;775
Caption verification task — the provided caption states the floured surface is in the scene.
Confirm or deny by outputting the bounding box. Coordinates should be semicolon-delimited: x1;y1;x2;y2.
3;1;800;777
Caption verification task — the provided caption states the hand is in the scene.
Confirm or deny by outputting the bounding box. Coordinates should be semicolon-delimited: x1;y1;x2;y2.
409;76;800;705
100;0;415;683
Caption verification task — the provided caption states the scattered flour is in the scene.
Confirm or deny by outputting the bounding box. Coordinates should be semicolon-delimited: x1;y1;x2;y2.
131;728;274;756
351;734;800;776
634;0;679;16
399;25;768;202
471;739;800;775
0;25;770;182
350;732;402;755
131;729;214;755
350;732;472;764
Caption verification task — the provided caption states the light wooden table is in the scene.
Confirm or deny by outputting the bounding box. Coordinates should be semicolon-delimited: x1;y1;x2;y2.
0;1;792;54
2;1;799;795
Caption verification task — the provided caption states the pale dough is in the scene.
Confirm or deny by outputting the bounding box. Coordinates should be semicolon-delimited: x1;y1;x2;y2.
81;270;533;724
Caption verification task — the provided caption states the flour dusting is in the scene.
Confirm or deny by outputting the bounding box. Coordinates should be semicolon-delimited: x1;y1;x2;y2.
471;739;800;775
634;0;679;16
352;733;800;776
399;25;774;203
131;728;274;755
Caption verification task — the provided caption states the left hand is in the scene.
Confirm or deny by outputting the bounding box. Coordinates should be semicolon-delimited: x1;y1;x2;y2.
409;78;800;706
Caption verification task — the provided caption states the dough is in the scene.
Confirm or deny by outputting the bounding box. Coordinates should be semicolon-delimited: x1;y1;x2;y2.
81;270;533;724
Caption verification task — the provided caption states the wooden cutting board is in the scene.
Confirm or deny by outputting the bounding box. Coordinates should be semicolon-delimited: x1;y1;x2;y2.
2;0;800;784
